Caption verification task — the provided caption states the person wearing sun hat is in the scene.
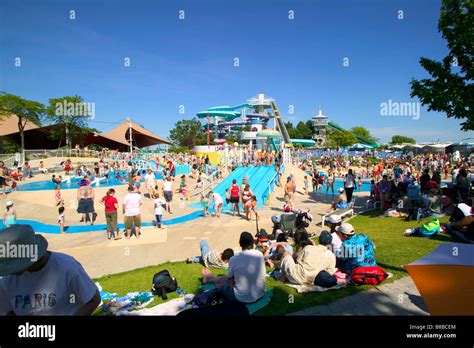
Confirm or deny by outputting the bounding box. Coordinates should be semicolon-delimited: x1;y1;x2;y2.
324;214;343;253
335;223;377;273
0;225;101;315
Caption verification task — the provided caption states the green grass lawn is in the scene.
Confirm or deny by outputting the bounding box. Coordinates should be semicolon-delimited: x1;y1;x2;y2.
93;211;452;316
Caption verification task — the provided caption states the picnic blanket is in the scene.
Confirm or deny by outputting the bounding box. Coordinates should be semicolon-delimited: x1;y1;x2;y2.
284;283;347;293
117;294;195;316
101;291;155;314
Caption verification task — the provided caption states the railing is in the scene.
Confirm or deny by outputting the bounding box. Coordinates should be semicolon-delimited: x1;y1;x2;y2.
0;155;16;168
187;170;221;199
24;149;102;159
262;165;285;206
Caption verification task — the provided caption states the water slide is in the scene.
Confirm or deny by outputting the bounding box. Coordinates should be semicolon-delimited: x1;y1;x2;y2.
196;103;252;121
193;165;277;209
270;101;293;148
327;121;377;147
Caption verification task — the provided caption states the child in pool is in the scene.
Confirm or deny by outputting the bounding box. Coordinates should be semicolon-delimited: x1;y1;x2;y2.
200;193;210;217
3;201;17;227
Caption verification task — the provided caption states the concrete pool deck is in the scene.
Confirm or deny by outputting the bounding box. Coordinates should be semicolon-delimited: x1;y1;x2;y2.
2;162;371;278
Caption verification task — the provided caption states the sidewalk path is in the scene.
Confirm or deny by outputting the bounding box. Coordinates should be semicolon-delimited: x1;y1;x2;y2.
289;277;429;316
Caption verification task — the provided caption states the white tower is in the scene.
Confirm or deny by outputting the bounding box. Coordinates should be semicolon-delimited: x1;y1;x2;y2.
312;109;329;146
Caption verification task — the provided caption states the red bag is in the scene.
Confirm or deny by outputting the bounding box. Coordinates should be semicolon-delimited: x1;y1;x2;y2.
351;266;388;285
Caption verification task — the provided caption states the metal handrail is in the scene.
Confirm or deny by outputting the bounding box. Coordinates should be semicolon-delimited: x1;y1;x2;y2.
188;170;220;198
262;165;285;205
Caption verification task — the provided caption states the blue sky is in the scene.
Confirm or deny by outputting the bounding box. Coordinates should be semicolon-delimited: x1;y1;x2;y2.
1;0;471;143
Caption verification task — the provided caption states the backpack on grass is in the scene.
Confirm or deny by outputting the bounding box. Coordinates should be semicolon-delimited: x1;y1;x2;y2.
151;270;178;300
351;266;388;285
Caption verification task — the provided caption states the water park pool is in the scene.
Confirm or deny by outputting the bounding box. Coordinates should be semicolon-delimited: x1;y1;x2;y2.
16;164;192;191
16;170;164;191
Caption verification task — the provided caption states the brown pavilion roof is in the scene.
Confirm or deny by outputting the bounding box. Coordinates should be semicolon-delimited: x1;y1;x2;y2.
99;120;172;148
0;116;171;151
0;114;40;136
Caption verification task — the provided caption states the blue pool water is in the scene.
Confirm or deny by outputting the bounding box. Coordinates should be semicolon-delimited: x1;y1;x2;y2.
0;209;207;234
17;170;165;191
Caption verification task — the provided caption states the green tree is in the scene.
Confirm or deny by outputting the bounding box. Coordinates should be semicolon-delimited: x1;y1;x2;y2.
410;0;473;131
390;135;416;144
46;95;91;148
169;118;206;148
295;121;313;139
350;126;379;144
0;92;45;160
327;130;357;147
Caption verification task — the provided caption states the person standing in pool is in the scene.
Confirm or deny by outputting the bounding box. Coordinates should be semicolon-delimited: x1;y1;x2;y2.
343;169;357;203
77;177;95;225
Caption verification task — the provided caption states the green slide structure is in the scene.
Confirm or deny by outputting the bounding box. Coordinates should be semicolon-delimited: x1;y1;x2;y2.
327;121;377;147
270;101;293;148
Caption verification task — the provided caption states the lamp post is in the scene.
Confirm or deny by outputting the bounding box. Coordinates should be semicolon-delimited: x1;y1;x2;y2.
207;114;210;148
127;117;133;156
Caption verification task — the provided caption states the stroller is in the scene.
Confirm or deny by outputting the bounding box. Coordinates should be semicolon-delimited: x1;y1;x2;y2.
271;209;313;238
294;209;313;229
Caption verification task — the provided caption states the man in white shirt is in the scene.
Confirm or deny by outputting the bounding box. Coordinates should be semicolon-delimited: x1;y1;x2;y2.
0;225;100;315
123;185;142;238
217;232;266;303
144;169;157;199
209;190;223;218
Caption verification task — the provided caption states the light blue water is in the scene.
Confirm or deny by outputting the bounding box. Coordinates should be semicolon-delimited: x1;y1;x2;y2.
0;210;206;234
17;169;165;191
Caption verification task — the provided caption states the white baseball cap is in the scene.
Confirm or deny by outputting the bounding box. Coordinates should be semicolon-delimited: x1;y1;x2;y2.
457;203;473;217
338;188;344;193
5;201;13;207
325;214;341;224
336;223;355;235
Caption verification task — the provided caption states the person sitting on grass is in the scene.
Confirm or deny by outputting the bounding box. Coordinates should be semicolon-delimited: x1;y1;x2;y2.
278;230;340;286
420;188;445;218
441;203;473;244
324;214;342;253
335;223;377;274
187;240;234;269
263;233;293;268
0;225;101;315
314;232;348;288
201;232;266;303
330;188;348;212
